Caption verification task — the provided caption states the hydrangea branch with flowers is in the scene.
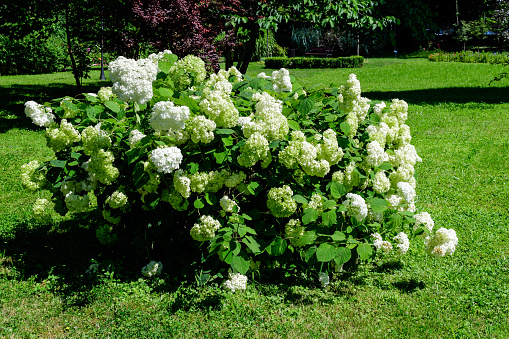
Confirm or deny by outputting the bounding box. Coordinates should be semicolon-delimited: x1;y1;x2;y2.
21;50;458;288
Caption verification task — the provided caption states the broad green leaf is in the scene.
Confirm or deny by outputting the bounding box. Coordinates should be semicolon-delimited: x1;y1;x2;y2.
242;236;261;253
377;162;393;171
194;198;205;209
216;128;235;135
247;182;261;195
158;61;173;74
126;148;140;165
158;87;173;98
323;199;336;209
304;246;317;263
321;209;337;227
50;160;66;168
222;136;234;147
302;208;320;225
298;97;315;115
299;231;317;245
133;162;150;189
188;162;200;174
292;194;308;204
330;182;346;199
287;119;301;130
334;247;352;266
316;243;336;262
232;254;250;275
370;198;388;213
331;231;346;242
268;237;287;257
213;151;228;164
340;122;350;135
86;106;97;121
357;243;373;260
204;192;218;205
104;100;120;113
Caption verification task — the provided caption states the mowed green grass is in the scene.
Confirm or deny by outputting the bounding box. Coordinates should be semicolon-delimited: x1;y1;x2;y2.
1;59;509;338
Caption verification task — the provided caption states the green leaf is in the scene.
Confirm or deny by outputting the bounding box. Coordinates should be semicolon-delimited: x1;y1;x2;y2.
377;162;393;171
389;213;403;228
321;209;337;227
357;243;373;261
204;192;218;205
50;160;66;168
213;151;228;164
104;100;120;113
194;198;205;209
158;61;174;74
331;231;346;242
323;199;336;209
304;246;317;263
334;247;352;266
302;208;320;225
340;122;350;135
222;136;234;147
242;236;261;253
268;237;287;257
292;194;308;204
133;162;150;189
298;98;316;115
316;243;336;262
247;182;261;195
287;119;301;130
188;162;199;174
330;182;346;199
232;255;250;275
370;198;388;213
86;106;97;121
299;231;317;245
158;87;173;97
216;128;235;135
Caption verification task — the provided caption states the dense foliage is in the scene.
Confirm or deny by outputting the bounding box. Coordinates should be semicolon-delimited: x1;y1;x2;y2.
21;52;457;285
265;56;364;69
428;51;509;64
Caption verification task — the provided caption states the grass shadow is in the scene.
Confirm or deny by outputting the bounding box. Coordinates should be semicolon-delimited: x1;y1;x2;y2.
0;82;107;133
392;278;426;293
366;86;509;105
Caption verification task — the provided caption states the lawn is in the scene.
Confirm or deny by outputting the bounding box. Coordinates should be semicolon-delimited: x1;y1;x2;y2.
1;57;509;338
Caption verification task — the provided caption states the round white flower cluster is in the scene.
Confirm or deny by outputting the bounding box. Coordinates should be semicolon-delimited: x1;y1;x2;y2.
425;228;458;257
106;191;128;209
318;272;330;288
85;149;120;185
337;74;371;138
372;233;393;253
81;124;111;156
267;185;297;218
237;132;271;168
186;115;216;144
97;87;114;102
108;56;158;105
365;140;389;167
150;101;191;134
190;215;221;242
149;147;183;174
21;160;45;191
169;54;207;91
271;68;292;92
393;232;410;255
223;272;248;292
24;101;55;127
32;198;54;224
45;119;81;153
129;129;146;148
343;193;368;222
199;90;239;128
220;195;239;213
414;212;435;235
141;260;163;278
285;219;305;247
243;92;288;141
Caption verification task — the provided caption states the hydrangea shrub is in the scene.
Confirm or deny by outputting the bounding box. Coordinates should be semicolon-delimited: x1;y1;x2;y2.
21;51;458;282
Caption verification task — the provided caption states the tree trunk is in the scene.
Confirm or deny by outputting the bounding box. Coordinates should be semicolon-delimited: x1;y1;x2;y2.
65;3;82;92
237;23;259;74
225;50;233;70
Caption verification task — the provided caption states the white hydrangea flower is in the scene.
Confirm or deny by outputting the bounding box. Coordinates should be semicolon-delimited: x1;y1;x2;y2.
65;193;90;212
365;140;389;167
393;232;410;255
199;91;239;128
150;101;191;133
129;129;146;148
149;147;183;174
220;195;239;213
414;212;434;235
318;272;330;287
186;115;216;144
397;181;416;203
243;92;288;141
372;171;391;194
97;86;114;102
224;172;246;188
343;193;368;222
24;101;55;127
237;116;252;127
223;272;248;292
366;122;389;148
271;68;292;92
372;232;392;253
141;260;163;277
392;144;422;167
33;198;54;224
424;228;458;258
108;56;158;105
237;132;270;168
190;215;221;241
173;170;191;198
106;191;128;209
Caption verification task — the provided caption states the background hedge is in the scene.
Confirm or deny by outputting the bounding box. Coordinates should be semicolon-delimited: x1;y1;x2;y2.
264;56;364;69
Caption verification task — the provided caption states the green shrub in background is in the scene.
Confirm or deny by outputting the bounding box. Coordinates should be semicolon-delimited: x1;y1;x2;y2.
253;29;287;61
0;27;68;75
428;51;509;63
291;26;322;56
265;56;364;69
